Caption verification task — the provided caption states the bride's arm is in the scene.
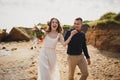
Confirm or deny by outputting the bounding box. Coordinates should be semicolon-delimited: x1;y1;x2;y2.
42;31;48;39
59;30;78;47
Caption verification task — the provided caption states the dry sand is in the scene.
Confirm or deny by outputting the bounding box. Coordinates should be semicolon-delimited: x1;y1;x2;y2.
0;41;120;80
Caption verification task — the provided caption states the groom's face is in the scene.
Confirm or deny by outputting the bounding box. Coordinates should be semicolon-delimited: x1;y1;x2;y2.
74;20;82;31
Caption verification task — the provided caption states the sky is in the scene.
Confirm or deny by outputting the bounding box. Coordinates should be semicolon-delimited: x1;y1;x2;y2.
0;0;120;32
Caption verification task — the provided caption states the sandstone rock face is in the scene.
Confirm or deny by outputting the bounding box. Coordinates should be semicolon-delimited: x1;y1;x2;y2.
86;24;120;52
0;29;7;41
9;27;32;41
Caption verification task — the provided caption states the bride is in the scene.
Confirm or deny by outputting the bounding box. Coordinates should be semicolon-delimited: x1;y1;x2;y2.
37;18;78;80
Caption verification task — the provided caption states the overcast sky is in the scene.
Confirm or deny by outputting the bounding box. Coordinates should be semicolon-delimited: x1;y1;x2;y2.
0;0;120;31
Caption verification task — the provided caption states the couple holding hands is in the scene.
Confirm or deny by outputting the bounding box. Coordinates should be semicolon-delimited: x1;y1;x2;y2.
37;17;91;80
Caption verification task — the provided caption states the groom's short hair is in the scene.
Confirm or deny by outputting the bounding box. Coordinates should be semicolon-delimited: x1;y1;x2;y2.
75;17;83;22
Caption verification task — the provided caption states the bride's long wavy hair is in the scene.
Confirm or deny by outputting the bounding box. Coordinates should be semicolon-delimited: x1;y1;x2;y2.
47;18;62;33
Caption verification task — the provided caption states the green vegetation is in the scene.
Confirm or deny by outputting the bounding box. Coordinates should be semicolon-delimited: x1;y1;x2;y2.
88;12;120;28
33;12;120;32
83;23;90;28
62;24;72;30
114;13;120;21
99;12;116;20
37;23;48;29
82;20;92;28
89;19;120;27
83;20;92;24
33;23;48;29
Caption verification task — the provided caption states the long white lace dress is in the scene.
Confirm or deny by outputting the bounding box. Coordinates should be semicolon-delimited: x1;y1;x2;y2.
38;33;62;80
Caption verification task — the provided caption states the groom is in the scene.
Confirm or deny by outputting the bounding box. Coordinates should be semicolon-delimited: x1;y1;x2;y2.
64;17;91;80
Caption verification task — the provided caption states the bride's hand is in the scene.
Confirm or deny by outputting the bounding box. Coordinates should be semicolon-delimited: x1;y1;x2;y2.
70;30;78;37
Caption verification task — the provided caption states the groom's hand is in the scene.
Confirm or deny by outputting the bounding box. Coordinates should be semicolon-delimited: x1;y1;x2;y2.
87;59;91;65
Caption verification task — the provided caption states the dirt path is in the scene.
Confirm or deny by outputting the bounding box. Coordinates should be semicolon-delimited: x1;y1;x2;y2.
0;42;120;80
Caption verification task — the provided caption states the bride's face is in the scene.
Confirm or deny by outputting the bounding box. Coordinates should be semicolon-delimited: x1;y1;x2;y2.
51;19;58;31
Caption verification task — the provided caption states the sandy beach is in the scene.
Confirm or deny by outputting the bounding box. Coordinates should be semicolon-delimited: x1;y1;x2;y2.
0;41;120;80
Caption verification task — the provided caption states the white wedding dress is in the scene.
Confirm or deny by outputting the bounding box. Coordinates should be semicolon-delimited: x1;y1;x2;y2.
38;33;60;80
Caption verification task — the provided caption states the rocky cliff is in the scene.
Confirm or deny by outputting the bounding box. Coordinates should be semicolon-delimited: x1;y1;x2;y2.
86;14;120;52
